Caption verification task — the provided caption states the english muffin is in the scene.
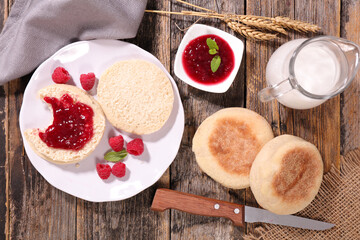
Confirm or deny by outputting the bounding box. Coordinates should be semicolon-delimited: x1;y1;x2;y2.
97;60;174;135
25;84;106;164
192;108;274;189
250;135;323;215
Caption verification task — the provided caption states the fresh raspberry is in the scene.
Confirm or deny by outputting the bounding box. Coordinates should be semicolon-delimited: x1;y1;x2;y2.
109;135;124;152
96;163;111;180
52;67;71;84
80;72;96;91
126;138;144;156
112;162;126;178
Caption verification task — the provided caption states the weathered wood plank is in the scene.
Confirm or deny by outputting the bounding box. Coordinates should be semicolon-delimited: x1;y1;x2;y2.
169;1;246;239
340;0;360;155
0;0;5;23
1;1;9;240
245;0;295;236
0;87;7;240
293;0;341;173
75;1;171;239
76;184;169;240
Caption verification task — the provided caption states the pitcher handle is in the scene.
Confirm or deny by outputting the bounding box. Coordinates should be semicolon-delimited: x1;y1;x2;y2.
258;79;293;102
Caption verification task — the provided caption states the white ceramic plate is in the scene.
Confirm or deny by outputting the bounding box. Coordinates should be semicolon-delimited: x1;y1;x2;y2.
174;24;244;93
19;40;184;202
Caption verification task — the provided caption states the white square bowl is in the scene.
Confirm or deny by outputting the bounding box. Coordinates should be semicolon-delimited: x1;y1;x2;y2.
174;24;244;93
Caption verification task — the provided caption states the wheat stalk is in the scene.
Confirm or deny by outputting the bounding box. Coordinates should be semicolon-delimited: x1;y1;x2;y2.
176;0;216;13
232;15;287;35
226;21;278;41
273;16;320;33
145;1;320;41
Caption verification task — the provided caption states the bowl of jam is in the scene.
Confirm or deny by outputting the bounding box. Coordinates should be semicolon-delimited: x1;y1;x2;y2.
174;24;244;93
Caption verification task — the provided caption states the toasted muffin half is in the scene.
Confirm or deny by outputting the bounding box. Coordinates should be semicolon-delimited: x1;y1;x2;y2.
250;135;323;215
97;60;174;135
192;108;274;189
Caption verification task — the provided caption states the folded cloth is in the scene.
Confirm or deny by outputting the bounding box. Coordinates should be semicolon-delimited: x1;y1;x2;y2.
0;0;147;85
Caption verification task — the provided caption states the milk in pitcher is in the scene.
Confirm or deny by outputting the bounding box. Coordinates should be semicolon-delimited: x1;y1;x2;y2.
266;39;343;109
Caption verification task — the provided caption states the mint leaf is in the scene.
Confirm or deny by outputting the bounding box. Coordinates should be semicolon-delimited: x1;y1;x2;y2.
211;55;221;73
206;38;219;50
209;49;218;55
104;150;128;162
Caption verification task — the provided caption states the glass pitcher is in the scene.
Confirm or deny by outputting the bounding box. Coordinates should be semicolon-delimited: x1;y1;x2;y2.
258;36;360;109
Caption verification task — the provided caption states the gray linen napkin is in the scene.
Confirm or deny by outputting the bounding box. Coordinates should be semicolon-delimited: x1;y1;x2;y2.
0;0;147;85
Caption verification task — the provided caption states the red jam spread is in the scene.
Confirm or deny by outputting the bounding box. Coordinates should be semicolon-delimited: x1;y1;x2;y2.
39;94;94;150
182;34;235;85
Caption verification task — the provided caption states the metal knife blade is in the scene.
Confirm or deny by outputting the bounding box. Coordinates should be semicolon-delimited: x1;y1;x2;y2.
245;206;334;230
151;188;335;230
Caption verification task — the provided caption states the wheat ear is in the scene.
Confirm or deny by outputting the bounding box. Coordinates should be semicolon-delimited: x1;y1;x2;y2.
231;15;287;35
273;16;320;33
226;21;278;41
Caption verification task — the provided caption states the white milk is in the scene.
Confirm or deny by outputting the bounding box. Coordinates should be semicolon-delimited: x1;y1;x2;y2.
266;39;340;109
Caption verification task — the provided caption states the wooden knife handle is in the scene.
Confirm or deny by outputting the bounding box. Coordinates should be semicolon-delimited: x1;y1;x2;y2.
151;188;245;227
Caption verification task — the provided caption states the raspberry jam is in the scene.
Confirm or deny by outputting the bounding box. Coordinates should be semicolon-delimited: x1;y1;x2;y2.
182;34;235;85
39;94;94;150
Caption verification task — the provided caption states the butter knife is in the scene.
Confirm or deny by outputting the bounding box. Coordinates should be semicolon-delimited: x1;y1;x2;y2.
151;188;334;231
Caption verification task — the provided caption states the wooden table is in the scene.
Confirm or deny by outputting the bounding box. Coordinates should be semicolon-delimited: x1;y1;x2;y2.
0;0;359;239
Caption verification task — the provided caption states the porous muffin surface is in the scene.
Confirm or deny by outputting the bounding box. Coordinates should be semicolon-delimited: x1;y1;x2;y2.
272;147;322;203
208;118;261;175
97;60;174;135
